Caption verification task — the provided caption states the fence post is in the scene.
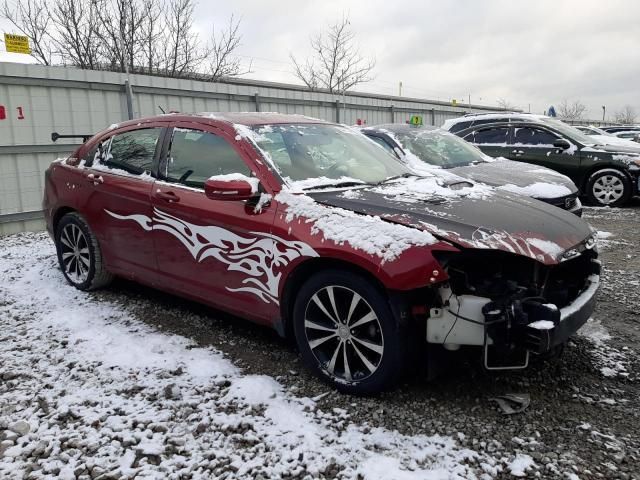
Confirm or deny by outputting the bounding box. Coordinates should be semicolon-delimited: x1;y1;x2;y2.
431;108;436;126
254;93;260;112
335;99;340;123
390;104;395;123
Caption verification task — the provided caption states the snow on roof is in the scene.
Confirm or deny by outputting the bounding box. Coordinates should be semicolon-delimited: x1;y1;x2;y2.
276;191;438;262
442;113;550;130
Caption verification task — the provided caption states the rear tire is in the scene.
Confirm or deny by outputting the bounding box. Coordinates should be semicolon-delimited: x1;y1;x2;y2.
586;169;631;207
292;269;405;395
55;212;113;291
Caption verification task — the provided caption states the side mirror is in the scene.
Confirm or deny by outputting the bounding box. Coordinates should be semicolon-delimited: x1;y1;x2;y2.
204;177;258;201
553;138;571;150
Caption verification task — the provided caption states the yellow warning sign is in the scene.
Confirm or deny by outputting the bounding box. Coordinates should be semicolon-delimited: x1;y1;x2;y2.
4;33;31;54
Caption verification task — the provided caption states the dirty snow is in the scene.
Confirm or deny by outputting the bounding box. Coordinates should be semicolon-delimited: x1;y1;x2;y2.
276;191;438;262
507;454;535;477
0;233;484;479
578;318;629;378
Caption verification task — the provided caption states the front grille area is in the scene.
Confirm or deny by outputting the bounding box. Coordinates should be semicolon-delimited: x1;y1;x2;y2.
439;248;597;309
545;194;578;211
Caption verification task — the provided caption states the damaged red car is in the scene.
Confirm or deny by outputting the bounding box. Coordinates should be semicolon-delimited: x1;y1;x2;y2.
43;113;600;394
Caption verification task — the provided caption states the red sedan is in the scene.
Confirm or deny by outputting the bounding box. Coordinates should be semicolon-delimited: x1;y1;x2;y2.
44;113;600;394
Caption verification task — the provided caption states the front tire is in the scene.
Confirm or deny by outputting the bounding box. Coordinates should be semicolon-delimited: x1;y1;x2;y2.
55;212;113;290
292;270;405;395
586;169;631;207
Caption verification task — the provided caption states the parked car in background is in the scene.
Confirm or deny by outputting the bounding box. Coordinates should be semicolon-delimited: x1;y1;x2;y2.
361;124;582;215
444;113;640;206
611;131;640;143
575;125;640;148
44;113;600;394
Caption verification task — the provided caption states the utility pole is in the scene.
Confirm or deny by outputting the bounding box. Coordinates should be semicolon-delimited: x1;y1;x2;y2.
602;105;606;122
119;15;134;120
468;93;471;105
399;81;403;97
341;70;346;124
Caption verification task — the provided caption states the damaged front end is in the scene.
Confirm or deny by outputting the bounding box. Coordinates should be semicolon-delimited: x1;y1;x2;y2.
426;244;600;370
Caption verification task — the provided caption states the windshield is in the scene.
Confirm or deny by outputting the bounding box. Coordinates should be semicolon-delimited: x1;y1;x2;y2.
538;118;599;145
393;128;487;168
252;124;409;188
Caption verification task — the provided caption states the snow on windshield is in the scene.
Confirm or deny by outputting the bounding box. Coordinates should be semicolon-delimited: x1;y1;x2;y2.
251;124;408;187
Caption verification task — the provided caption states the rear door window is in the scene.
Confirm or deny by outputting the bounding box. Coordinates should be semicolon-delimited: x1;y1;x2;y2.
513;127;558;146
164;128;252;188
465;126;510;145
102;128;162;174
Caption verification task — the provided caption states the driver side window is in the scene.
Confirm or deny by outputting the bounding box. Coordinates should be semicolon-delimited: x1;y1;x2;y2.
165;128;251;188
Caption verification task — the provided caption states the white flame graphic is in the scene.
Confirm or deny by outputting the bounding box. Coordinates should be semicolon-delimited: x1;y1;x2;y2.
105;208;318;304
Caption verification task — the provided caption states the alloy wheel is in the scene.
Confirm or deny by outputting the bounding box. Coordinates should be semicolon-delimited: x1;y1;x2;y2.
304;285;384;383
59;223;91;284
592;175;624;204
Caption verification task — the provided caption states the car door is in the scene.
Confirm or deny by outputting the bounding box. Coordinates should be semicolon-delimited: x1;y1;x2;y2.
150;122;278;321
462;125;511;159
512;125;581;178
77;126;165;279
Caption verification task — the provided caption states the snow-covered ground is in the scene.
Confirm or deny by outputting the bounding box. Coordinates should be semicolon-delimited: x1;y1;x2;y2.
0;233;490;479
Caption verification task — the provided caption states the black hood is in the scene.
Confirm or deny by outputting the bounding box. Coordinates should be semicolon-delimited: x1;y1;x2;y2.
307;178;593;265
583;143;640;155
450;158;578;198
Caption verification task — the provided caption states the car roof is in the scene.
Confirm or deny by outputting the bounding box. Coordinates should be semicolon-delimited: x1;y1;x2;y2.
442;112;550;129
363;123;438;134
112;112;330;129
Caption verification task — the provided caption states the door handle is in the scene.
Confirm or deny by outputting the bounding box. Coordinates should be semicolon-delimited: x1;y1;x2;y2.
155;189;180;203
86;173;104;184
512;150;524;156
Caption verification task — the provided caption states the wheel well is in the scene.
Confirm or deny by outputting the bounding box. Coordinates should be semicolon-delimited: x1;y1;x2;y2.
279;258;388;340
52;207;76;233
581;165;631;191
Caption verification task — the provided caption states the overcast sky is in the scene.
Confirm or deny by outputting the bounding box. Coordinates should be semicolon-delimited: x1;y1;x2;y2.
2;0;639;120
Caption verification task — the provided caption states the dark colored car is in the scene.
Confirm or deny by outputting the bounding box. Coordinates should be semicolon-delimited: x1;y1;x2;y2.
600;126;640;134
44;113;599;394
444;114;640;206
361;124;582;215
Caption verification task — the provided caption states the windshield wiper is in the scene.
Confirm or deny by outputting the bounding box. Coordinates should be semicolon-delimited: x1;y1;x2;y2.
376;172;418;185
303;181;370;190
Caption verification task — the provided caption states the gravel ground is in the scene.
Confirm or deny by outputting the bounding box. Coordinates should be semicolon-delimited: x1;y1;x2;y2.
1;200;639;479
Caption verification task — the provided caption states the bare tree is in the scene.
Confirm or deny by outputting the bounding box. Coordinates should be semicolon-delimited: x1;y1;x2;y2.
158;0;206;77
206;14;251;81
558;99;587;120
613;105;637;125
138;0;164;74
49;0;101;69
496;98;517;110
2;0;248;81
93;0;147;73
1;0;54;65
291;16;375;93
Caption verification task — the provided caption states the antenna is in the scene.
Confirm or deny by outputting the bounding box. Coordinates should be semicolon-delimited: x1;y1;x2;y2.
158;106;166;114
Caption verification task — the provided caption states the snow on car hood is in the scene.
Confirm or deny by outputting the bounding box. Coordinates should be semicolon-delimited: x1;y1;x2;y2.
297;177;593;265
450;158;577;199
